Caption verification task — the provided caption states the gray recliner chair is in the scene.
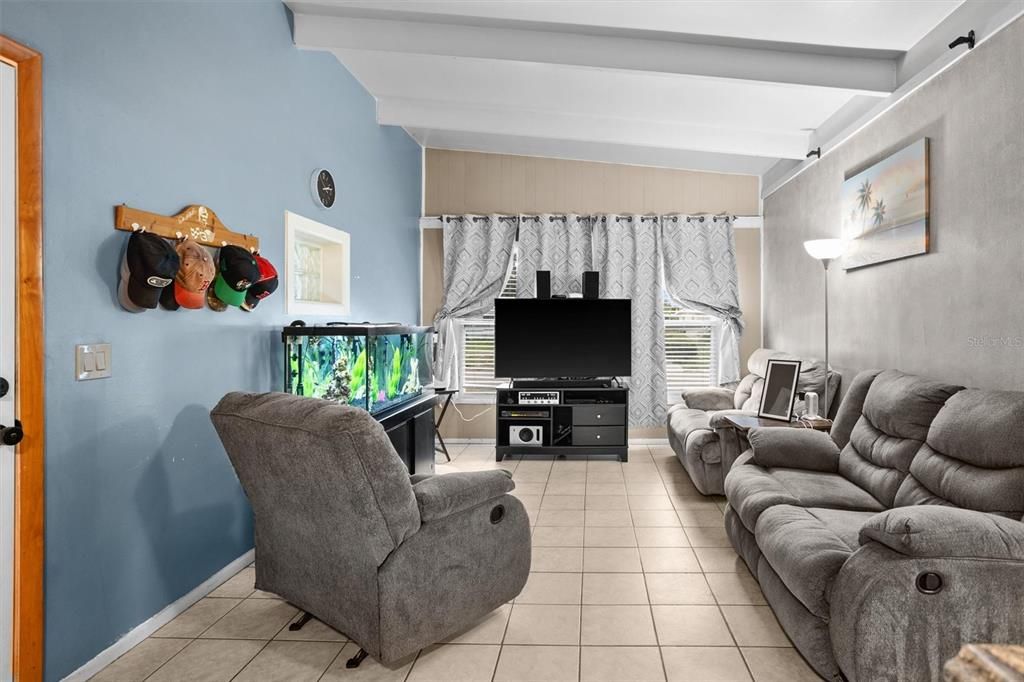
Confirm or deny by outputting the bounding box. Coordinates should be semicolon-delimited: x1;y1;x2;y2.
724;369;1024;681
211;391;531;666
667;348;839;495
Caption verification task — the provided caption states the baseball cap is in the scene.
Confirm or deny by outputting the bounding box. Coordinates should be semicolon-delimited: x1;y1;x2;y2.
160;241;215;310
213;245;259;307
241;255;279;312
176;241;215;308
118;232;179;312
206;285;228;312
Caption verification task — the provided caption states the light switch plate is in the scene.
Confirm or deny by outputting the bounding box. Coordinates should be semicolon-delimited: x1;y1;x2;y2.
76;344;111;381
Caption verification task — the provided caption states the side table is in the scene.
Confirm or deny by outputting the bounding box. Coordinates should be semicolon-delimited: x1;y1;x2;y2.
944;644;1024;681
434;389;458;462
715;414;832;475
720;414;832;433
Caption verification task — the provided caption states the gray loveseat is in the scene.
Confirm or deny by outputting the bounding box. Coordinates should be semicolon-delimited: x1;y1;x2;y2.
211;392;531;665
724;369;1024;681
667;348;838;495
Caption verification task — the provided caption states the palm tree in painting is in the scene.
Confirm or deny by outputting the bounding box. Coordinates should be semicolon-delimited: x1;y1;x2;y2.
857;179;873;215
872;198;887;229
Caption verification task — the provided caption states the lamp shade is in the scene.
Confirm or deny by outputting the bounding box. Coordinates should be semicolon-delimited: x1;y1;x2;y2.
803;239;846;261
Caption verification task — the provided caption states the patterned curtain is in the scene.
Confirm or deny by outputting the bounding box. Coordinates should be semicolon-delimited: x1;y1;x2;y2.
592;215;666;427
516;214;594;298
433;214;518;390
661;214;744;384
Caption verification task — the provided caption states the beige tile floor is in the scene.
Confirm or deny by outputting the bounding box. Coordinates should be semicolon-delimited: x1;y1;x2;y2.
90;444;821;682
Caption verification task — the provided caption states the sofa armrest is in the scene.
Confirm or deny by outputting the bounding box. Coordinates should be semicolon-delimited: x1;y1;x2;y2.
680;387;735;411
859;506;1024;560
747;428;840;472
830;538;1024;681
412;470;515;522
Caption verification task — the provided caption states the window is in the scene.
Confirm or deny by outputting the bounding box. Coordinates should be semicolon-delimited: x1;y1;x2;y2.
457;252;720;402
460;249;518;396
285;211;350;316
664;299;721;403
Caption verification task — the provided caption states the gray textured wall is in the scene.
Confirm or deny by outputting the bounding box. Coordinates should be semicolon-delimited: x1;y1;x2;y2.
763;16;1024;396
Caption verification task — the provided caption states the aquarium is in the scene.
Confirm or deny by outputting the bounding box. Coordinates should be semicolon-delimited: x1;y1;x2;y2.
283;323;433;415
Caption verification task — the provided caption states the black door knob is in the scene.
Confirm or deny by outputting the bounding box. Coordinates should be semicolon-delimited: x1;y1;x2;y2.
0;377;8;397
1;420;23;446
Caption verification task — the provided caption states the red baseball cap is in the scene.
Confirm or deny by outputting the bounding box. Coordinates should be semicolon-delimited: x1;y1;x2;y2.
241;255;278;312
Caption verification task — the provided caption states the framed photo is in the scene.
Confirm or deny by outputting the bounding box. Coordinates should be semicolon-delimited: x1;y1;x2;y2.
758;359;802;422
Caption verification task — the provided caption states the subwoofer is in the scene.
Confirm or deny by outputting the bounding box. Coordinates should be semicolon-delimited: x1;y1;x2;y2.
510;425;543;446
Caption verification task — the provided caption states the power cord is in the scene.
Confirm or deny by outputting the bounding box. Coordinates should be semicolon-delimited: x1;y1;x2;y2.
796;415;832;428
452;402;494;422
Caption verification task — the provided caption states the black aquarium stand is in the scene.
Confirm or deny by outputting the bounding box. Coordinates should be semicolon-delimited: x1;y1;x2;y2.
495;383;629;462
376;391;437;476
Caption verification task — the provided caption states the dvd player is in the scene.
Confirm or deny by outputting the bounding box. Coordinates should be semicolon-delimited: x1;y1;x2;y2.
500;409;550;418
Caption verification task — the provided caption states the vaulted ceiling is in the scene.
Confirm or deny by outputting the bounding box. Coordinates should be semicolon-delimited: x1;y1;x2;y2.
286;0;1022;186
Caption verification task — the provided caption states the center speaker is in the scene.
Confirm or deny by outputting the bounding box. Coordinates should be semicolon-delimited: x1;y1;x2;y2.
536;270;551;299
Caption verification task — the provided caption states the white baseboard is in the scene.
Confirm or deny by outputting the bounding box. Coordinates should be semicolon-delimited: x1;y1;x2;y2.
63;548;256;682
630;438;670;446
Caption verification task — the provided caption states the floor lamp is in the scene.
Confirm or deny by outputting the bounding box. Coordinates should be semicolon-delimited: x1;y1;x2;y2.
802;239;846;418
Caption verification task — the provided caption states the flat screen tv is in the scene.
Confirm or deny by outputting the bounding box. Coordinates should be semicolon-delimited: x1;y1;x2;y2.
494;298;632;378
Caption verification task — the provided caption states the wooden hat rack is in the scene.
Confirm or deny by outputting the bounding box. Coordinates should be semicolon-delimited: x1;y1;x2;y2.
114;204;260;252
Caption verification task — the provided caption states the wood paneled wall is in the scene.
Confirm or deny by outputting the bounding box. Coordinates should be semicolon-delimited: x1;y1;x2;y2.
425;149;761;216
422;149;762;440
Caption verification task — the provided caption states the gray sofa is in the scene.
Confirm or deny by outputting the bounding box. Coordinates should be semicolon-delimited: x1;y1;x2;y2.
667;348;838;495
724;369;1024;681
211;391;531;664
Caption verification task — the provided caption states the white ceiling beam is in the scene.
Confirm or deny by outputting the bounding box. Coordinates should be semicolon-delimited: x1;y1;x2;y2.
289;9;897;95
762;0;1024;197
378;97;810;160
895;0;1021;87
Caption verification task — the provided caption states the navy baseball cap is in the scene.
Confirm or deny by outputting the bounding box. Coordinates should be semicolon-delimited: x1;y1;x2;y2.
118;232;179;312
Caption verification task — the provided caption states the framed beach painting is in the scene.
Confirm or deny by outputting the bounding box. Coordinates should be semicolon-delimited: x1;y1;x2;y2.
841;138;929;270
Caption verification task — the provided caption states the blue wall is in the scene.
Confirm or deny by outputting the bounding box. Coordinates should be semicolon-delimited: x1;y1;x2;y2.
0;2;422;678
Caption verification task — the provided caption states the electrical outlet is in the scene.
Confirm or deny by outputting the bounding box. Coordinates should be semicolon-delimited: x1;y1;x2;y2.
76;344;111;381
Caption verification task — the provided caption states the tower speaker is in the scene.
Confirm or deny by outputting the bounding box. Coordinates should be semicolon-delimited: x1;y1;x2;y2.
536;271;551;299
582;271;599;299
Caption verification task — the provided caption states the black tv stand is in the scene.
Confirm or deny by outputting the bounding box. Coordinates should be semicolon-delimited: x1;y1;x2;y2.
496;382;629;462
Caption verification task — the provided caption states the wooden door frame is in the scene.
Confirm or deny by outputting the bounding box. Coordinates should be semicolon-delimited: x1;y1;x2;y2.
0;35;44;682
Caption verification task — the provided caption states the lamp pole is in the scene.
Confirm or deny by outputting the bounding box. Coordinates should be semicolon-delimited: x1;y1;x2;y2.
821;258;831;418
803;238;844;419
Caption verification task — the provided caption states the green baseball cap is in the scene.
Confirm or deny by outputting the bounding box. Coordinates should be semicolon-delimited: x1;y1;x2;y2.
214;246;259;307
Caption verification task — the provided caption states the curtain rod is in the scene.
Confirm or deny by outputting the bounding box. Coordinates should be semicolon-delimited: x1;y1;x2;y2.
444;215;519;223
436;213;756;221
425;215;764;230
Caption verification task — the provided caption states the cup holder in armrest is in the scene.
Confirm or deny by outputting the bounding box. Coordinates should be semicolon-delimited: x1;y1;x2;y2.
915;572;943;595
490;505;506;525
